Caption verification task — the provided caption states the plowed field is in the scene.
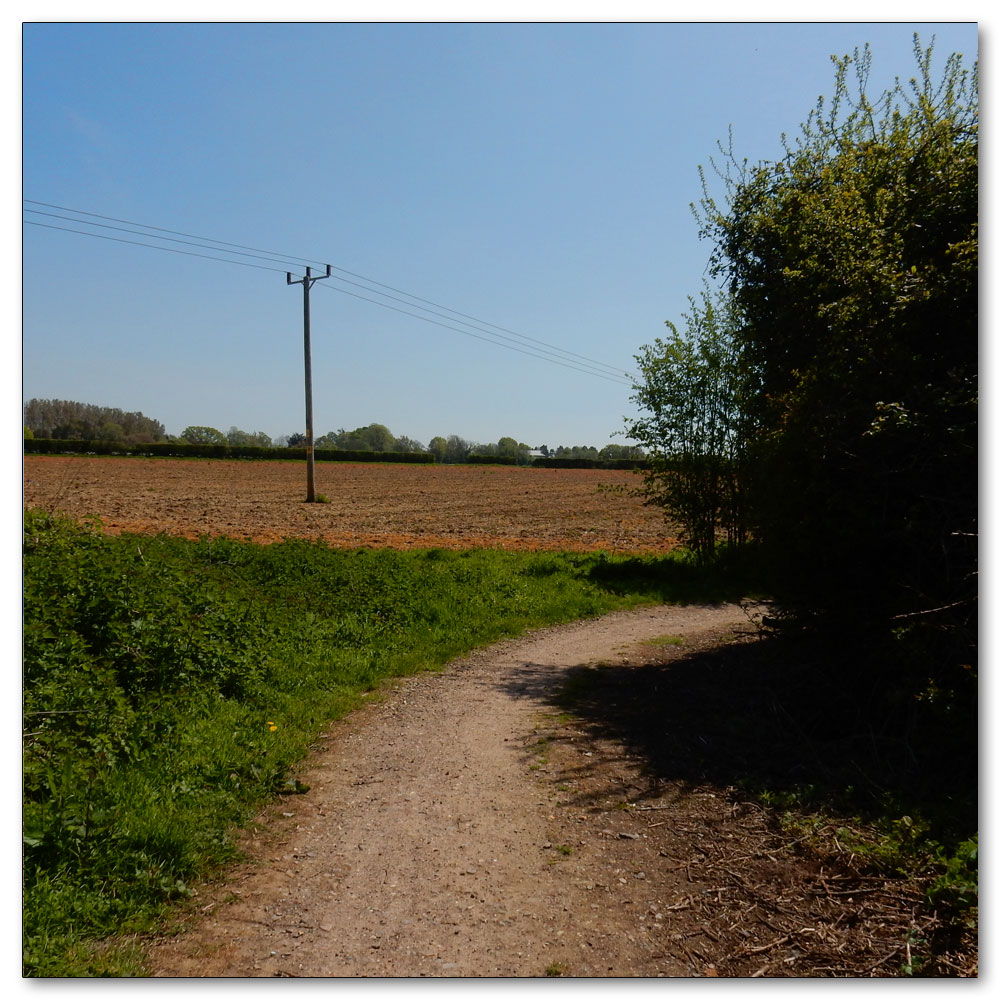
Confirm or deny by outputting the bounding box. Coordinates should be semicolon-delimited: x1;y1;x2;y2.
23;456;678;553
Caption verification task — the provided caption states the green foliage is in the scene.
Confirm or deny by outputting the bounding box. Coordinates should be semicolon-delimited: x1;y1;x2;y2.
427;434;472;463
469;437;533;465
550;444;601;461
226;426;273;447
626;286;752;561
317;422;405;452
23;438;435;463
927;836;978;911
598;443;645;461
180;425;227;446
24;398;166;443
533;456;645;470
22;512;684;975
695;37;977;633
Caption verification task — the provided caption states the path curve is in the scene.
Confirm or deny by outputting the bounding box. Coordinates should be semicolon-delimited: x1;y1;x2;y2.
148;603;748;978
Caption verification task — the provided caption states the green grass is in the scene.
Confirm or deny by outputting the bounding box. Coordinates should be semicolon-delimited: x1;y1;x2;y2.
644;633;685;647
23;510;727;976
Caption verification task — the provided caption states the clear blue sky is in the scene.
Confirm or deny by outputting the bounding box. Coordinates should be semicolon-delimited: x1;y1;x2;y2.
21;20;979;450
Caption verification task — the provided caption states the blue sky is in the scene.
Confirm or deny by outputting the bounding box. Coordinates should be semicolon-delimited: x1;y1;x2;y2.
21;19;980;450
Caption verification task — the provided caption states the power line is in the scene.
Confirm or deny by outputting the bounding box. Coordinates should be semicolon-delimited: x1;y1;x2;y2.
25;199;321;267
24;220;287;272
25;208;630;384
25;198;635;379
24;203;637;386
313;281;633;386
24;208;307;272
25;218;631;384
315;275;632;382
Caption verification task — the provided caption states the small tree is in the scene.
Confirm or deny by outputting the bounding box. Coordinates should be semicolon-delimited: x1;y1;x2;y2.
497;436;530;463
626;286;751;562
96;421;126;442
428;436;448;462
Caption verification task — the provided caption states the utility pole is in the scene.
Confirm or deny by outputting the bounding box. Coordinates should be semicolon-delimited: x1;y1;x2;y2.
287;264;332;502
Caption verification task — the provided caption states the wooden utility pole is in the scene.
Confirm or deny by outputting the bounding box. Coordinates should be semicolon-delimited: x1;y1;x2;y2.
287;265;332;502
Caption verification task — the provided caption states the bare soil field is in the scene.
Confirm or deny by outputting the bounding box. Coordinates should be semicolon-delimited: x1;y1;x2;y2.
23;456;677;552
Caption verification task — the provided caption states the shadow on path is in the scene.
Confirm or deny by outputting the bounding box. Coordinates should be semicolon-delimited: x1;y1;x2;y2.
498;629;976;839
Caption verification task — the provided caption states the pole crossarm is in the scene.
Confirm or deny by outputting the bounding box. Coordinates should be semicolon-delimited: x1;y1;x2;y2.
286;265;333;503
286;263;333;288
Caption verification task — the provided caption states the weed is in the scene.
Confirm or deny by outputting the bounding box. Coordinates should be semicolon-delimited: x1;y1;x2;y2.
544;962;567;976
644;634;685;647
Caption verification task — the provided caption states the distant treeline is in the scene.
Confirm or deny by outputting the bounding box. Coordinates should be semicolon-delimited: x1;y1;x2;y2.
23;404;645;468
24;399;166;443
23;437;645;469
24;438;434;464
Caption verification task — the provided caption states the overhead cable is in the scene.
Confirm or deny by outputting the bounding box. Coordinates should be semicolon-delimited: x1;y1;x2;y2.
25;198;634;379
24;202;636;386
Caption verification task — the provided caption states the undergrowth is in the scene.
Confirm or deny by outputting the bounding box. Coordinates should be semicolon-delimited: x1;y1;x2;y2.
23;510;713;976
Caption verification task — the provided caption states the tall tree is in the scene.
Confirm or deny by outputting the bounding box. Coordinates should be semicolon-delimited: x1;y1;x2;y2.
320;424;397;452
696;38;977;634
181;426;227;446
444;435;472;464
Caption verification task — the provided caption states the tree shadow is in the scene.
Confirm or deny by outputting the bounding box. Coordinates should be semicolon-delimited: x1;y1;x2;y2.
587;554;759;606
506;632;977;844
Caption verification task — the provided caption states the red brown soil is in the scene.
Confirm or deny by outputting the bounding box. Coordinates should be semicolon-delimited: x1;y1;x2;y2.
23;456;677;552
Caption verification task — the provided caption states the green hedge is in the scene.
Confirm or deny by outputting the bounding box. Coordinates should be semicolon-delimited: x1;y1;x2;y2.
531;457;648;470
23;439;645;469
466;455;519;465
23;439;435;464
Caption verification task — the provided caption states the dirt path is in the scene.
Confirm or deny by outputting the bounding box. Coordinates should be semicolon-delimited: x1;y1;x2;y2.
147;604;749;978
146;602;944;979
